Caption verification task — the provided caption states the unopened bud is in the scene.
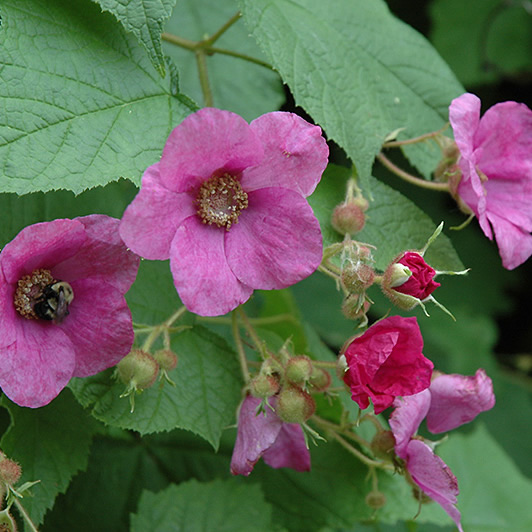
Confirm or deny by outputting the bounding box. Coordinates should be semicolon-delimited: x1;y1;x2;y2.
250;373;280;398
336;354;349;380
341;263;375;294
0;458;21;486
285;356;313;385
0;509;17;532
276;386;316;424
309;367;331;392
153;349;178;372
341;293;370;320
116;349;159;391
331;200;367;235
370;430;396;461
365;490;387;510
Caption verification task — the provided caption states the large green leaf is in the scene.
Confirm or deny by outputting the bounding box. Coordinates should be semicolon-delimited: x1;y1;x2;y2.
240;0;464;185
0;392;98;526
163;0;284;120
0;0;194;195
92;0;177;76
69;326;242;448
131;479;274;532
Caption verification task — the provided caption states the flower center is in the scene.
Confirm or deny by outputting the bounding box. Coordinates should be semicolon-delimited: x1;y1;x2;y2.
196;174;248;230
14;268;74;323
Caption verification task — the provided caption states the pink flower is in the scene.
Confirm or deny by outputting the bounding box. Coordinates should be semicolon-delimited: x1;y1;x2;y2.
119;108;328;316
0;215;139;408
449;93;532;270
230;395;310;476
389;369;495;532
342;316;433;415
393;252;440;300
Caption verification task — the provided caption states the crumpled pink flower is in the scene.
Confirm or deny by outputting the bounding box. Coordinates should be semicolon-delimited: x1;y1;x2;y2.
0;215;139;408
393;252;440;300
230;395;310;476
120;108;328;316
342;316;433;415
449;93;532;270
389;369;495;532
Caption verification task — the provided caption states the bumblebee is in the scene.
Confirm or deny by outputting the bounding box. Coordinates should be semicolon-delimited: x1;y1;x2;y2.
33;281;74;324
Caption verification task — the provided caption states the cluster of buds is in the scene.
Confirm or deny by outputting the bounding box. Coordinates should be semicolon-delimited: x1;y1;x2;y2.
331;179;369;236
114;347;178;412
249;348;331;426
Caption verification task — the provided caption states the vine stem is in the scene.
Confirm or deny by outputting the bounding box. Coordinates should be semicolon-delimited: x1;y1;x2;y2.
382;123;449;148
232;310;250;382
14;498;40;532
237;308;268;359
195;50;214;106
377;152;450;192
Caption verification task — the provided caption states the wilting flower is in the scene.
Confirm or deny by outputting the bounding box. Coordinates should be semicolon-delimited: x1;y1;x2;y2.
390;369;495;532
0;215;139;408
341;316;433;415
230;395;310;476
120;108;328;316
449;93;532;270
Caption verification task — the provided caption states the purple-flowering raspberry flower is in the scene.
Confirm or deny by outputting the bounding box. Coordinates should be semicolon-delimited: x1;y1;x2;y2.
389;369;495;532
0;215;139;408
230;395;311;476
449;93;532;270
119;108;328;316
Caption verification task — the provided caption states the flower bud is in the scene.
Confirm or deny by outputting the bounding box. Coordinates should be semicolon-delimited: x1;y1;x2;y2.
0;458;21;486
365;490;387;510
249;373;280;399
370;430;396;461
116;349;159;391
336;354;349;380
285;356;313;385
0;509;17;532
153;349;178;372
341;262;375;294
331;200;367;235
341;293;370;320
276;386;316;424
309;367;331;392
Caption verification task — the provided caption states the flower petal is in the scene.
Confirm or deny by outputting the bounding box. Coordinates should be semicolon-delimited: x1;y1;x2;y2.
170;216;253;316
61;278;134;377
230;395;283;476
389;390;431;459
225;187;322;290
0;319;76;408
119;164;197;260
262;422;311;472
406;440;463;532
242;112;329;197
53;215;139;291
488;211;532;270
426;369;495;433
0;219;86;284
159;108;264;192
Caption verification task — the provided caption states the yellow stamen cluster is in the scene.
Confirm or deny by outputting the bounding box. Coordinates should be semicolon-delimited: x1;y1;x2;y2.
13;268;54;319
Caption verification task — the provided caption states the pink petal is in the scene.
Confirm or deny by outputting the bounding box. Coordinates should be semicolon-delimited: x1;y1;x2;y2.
489;211;532;270
242;112;329;197
53;215;139;291
426;369;495;433
0;219;86;284
169;216;253;316
225;187;322;290
406;440;463;532
263;423;311;472
159;108;264;193
0;319;76;408
0;271;18;348
389;390;431;459
119;164;197;260
230;395;283;476
62;279;134;377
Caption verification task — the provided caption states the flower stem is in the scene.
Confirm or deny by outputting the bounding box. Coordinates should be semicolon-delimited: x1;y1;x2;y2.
195;50;214;106
204;11;242;45
232;310;250;382
377;152;450;192
14;498;40;532
382;123;449;148
237;308;268;359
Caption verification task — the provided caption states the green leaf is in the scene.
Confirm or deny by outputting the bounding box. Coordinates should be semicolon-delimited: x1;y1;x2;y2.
240;0;464;185
69;326;242;448
0;0;194;195
439;424;532;532
310;165;464;272
0;391;98;526
430;0;532;86
92;0;177;76
164;0;284;120
131;479;274;532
